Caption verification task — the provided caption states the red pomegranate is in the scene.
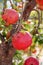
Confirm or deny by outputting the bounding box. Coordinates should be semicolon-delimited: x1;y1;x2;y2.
2;9;19;26
12;32;32;50
38;5;43;10
36;0;43;10
36;0;43;5
24;57;39;65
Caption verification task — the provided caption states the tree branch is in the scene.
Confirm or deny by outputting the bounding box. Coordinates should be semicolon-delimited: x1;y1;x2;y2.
2;0;7;14
22;0;36;21
9;0;14;9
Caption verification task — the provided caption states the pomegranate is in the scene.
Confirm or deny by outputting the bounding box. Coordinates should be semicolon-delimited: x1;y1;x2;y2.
12;32;32;50
24;57;39;65
2;9;19;26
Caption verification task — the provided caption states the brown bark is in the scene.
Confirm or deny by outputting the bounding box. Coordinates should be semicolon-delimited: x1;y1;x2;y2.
0;18;21;65
0;42;15;65
22;0;36;21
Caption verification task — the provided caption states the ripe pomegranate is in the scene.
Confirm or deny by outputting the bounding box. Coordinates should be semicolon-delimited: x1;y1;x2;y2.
38;5;43;10
2;9;19;26
36;0;43;10
24;57;39;65
36;0;43;5
12;32;32;50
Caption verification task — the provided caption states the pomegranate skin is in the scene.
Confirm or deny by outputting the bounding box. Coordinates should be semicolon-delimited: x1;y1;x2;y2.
36;0;43;6
38;5;43;10
36;0;43;10
12;32;32;50
24;57;39;65
2;9;19;25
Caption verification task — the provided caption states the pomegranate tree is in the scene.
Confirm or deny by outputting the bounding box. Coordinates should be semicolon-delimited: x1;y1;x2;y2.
0;0;43;65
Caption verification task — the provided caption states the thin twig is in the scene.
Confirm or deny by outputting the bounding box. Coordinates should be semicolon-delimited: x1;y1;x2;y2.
2;0;7;14
32;9;41;30
9;0;14;9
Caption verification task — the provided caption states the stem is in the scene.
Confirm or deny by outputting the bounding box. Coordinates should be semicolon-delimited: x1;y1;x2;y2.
33;9;40;30
22;0;36;21
6;20;22;41
9;0;14;9
40;11;42;23
29;46;32;56
31;9;41;35
2;0;7;14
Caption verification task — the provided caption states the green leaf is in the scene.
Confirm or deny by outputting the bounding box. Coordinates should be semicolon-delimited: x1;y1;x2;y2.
38;35;43;44
34;35;39;43
2;31;6;37
18;61;23;65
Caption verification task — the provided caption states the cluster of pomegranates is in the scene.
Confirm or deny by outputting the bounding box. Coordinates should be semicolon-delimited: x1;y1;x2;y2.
2;6;40;65
2;9;32;50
